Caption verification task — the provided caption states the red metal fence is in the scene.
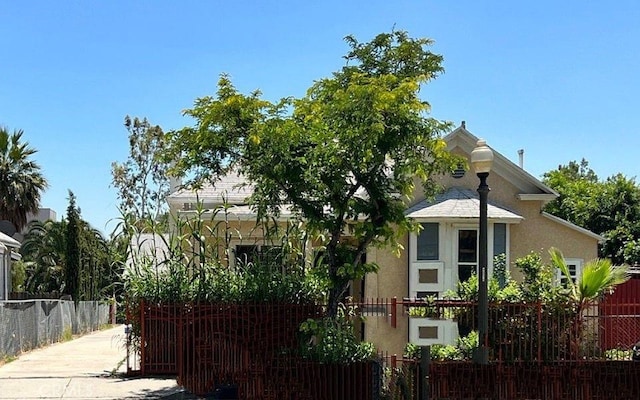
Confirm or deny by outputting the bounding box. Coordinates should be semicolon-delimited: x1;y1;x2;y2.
127;296;640;399
600;277;640;350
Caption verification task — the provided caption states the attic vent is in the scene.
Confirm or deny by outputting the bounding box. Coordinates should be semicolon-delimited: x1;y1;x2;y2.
452;164;466;179
183;203;192;211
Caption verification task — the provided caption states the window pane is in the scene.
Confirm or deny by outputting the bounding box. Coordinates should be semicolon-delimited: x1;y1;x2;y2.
417;223;439;260
235;245;258;265
458;265;475;282
458;230;477;263
561;264;578;286
493;223;506;256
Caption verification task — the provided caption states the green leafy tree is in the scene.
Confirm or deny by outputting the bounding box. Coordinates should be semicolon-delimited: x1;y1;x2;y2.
165;31;460;316
542;159;600;228
0;126;48;231
64;191;81;300
20;198;113;299
10;259;27;292
543;160;640;264
111;116;170;224
20;219;67;294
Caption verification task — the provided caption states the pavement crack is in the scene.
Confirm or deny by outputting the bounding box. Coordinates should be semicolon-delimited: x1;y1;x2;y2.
60;377;72;399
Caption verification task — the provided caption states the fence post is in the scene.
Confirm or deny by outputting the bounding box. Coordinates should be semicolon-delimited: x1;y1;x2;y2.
537;301;542;362
390;297;397;328
420;346;430;400
140;299;145;376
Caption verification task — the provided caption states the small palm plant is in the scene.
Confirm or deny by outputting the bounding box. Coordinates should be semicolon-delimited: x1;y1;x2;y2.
549;247;629;358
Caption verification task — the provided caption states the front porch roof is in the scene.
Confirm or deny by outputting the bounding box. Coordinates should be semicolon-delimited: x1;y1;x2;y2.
405;187;524;222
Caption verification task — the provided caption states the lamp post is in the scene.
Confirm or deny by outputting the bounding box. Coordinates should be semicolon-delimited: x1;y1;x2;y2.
470;139;493;365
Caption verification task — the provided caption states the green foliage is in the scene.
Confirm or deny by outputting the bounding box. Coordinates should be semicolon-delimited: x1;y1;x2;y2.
0;126;48;231
435;250;631;362
550;247;629;307
10;260;26;292
300;304;376;364
404;331;478;361
51;191;112;301
543;159;640;264
444;272;522;303
164;30;461;316
493;253;507;288
21;220;67;278
21;217;114;298
515;251;556;302
111;116;170;223
122;208;329;305
407;296;439;318
65;191;81;301
604;348;632;360
126;257;327;305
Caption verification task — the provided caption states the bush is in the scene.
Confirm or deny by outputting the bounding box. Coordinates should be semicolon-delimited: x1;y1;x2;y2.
300;304;377;363
404;331;478;361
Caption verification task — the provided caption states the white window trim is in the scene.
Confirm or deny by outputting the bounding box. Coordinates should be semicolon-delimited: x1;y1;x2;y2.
410;223;443;262
492;223;511;278
557;258;584;285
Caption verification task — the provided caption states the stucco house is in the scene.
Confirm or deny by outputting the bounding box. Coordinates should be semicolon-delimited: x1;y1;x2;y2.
166;124;601;355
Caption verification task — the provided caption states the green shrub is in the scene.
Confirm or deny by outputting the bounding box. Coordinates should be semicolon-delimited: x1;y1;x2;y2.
404;331;478;361
300;304;376;363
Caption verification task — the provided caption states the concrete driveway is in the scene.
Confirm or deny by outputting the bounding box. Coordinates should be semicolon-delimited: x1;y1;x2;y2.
0;325;196;399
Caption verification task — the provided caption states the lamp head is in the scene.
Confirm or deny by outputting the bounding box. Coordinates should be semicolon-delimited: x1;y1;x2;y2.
470;139;494;174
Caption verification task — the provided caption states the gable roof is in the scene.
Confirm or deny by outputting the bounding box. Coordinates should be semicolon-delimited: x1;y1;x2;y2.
406;187;523;222
167;169;253;205
444;126;559;198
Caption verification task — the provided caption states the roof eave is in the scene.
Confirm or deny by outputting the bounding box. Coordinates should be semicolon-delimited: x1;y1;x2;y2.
541;212;604;242
445;126;559;197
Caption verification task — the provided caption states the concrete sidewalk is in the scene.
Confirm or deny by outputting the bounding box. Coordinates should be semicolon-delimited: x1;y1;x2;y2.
0;325;197;399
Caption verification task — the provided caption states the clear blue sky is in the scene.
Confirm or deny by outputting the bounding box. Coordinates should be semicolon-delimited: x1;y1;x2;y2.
2;1;639;234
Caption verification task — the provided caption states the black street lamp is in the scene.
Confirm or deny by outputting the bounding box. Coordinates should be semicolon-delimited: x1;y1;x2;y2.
470;139;493;365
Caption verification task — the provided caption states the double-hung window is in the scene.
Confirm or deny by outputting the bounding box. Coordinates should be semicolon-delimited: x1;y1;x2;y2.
417;223;439;260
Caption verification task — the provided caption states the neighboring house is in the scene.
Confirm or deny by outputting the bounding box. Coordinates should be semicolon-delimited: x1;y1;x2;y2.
166;124;602;355
126;233;171;272
0;231;22;301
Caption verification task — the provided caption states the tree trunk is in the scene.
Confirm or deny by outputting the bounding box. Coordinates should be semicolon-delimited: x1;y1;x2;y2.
327;281;350;318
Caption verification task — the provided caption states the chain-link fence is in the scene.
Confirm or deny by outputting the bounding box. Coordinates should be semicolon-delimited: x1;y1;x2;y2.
0;300;110;358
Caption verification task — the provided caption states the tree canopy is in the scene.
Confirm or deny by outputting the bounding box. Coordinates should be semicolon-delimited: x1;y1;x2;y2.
0;126;48;231
111;116;170;223
543;159;640;265
19;192;116;300
165;31;460;315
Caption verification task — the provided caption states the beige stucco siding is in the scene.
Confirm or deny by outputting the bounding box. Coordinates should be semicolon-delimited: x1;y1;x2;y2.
509;202;599;280
364;237;409;356
366;160;599;354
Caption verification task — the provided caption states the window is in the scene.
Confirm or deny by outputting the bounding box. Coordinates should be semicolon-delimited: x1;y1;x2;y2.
235;245;258;266
260;245;283;265
417;223;439;260
234;245;286;268
457;229;477;282
558;259;583;287
493;223;506;256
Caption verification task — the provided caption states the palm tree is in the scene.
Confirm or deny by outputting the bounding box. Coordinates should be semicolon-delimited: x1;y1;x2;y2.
0;127;48;231
20;220;67;294
549;247;629;358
